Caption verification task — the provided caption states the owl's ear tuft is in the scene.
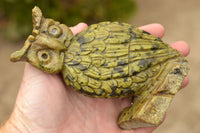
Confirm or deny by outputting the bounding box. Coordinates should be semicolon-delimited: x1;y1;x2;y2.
32;6;43;35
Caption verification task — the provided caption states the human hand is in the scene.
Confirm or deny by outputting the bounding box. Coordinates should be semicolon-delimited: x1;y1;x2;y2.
1;23;190;133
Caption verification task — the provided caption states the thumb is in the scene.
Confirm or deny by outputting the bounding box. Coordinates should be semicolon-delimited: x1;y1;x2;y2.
16;63;52;101
15;63;66;106
7;63;55;132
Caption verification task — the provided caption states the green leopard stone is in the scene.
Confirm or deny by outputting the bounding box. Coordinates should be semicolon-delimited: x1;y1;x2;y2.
10;6;189;129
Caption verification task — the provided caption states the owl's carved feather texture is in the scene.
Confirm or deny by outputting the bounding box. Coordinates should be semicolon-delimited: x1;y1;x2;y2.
10;7;189;129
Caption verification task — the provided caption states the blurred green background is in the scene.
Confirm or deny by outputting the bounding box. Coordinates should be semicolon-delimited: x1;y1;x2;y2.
0;0;136;41
0;0;200;133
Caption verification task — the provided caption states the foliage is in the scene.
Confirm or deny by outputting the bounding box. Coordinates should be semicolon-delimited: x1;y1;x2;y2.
0;0;137;41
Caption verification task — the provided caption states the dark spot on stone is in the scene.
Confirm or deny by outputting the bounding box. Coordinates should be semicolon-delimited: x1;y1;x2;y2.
80;46;84;51
75;52;80;55
122;87;134;96
66;74;75;81
171;68;182;75
106;77;111;80
40;64;44;69
155;37;162;42
87;29;94;33
109;36;114;38
111;85;117;91
77;36;86;44
103;62;108;66
124;77;128;82
151;43;160;51
118;22;124;26
117;60;127;66
96;36;105;40
74;34;79;37
147;62;152;68
131;33;136;39
77;35;92;44
111;73;113;78
122;112;126;116
124;39;130;43
131;96;135;103
110;91;118;97
71;60;80;65
151;46;157;51
142;30;150;35
146;52;151;56
114;67;124;73
78;64;88;70
130;68;138;75
80;89;93;96
138;59;149;67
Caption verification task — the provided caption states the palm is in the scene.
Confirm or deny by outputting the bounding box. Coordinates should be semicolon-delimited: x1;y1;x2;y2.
15;64;155;133
12;23;189;133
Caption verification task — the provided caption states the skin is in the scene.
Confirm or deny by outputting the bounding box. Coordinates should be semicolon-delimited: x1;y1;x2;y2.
1;23;190;133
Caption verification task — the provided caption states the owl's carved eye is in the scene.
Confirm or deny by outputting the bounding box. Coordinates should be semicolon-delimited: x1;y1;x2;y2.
37;49;51;64
48;25;62;37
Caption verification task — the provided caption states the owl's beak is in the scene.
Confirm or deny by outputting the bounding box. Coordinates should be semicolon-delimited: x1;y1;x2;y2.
10;36;32;62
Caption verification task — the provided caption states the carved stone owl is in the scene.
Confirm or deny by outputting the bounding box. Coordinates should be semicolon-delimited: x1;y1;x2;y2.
10;7;189;129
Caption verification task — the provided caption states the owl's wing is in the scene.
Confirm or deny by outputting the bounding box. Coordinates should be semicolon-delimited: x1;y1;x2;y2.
63;22;181;97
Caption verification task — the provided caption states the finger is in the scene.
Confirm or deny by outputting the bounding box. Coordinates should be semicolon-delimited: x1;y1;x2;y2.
69;23;88;35
180;76;189;89
170;41;190;57
139;23;165;38
23;63;46;81
134;126;157;133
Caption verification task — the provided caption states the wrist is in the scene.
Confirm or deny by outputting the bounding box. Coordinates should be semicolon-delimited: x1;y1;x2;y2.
0;111;30;133
0;120;20;133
